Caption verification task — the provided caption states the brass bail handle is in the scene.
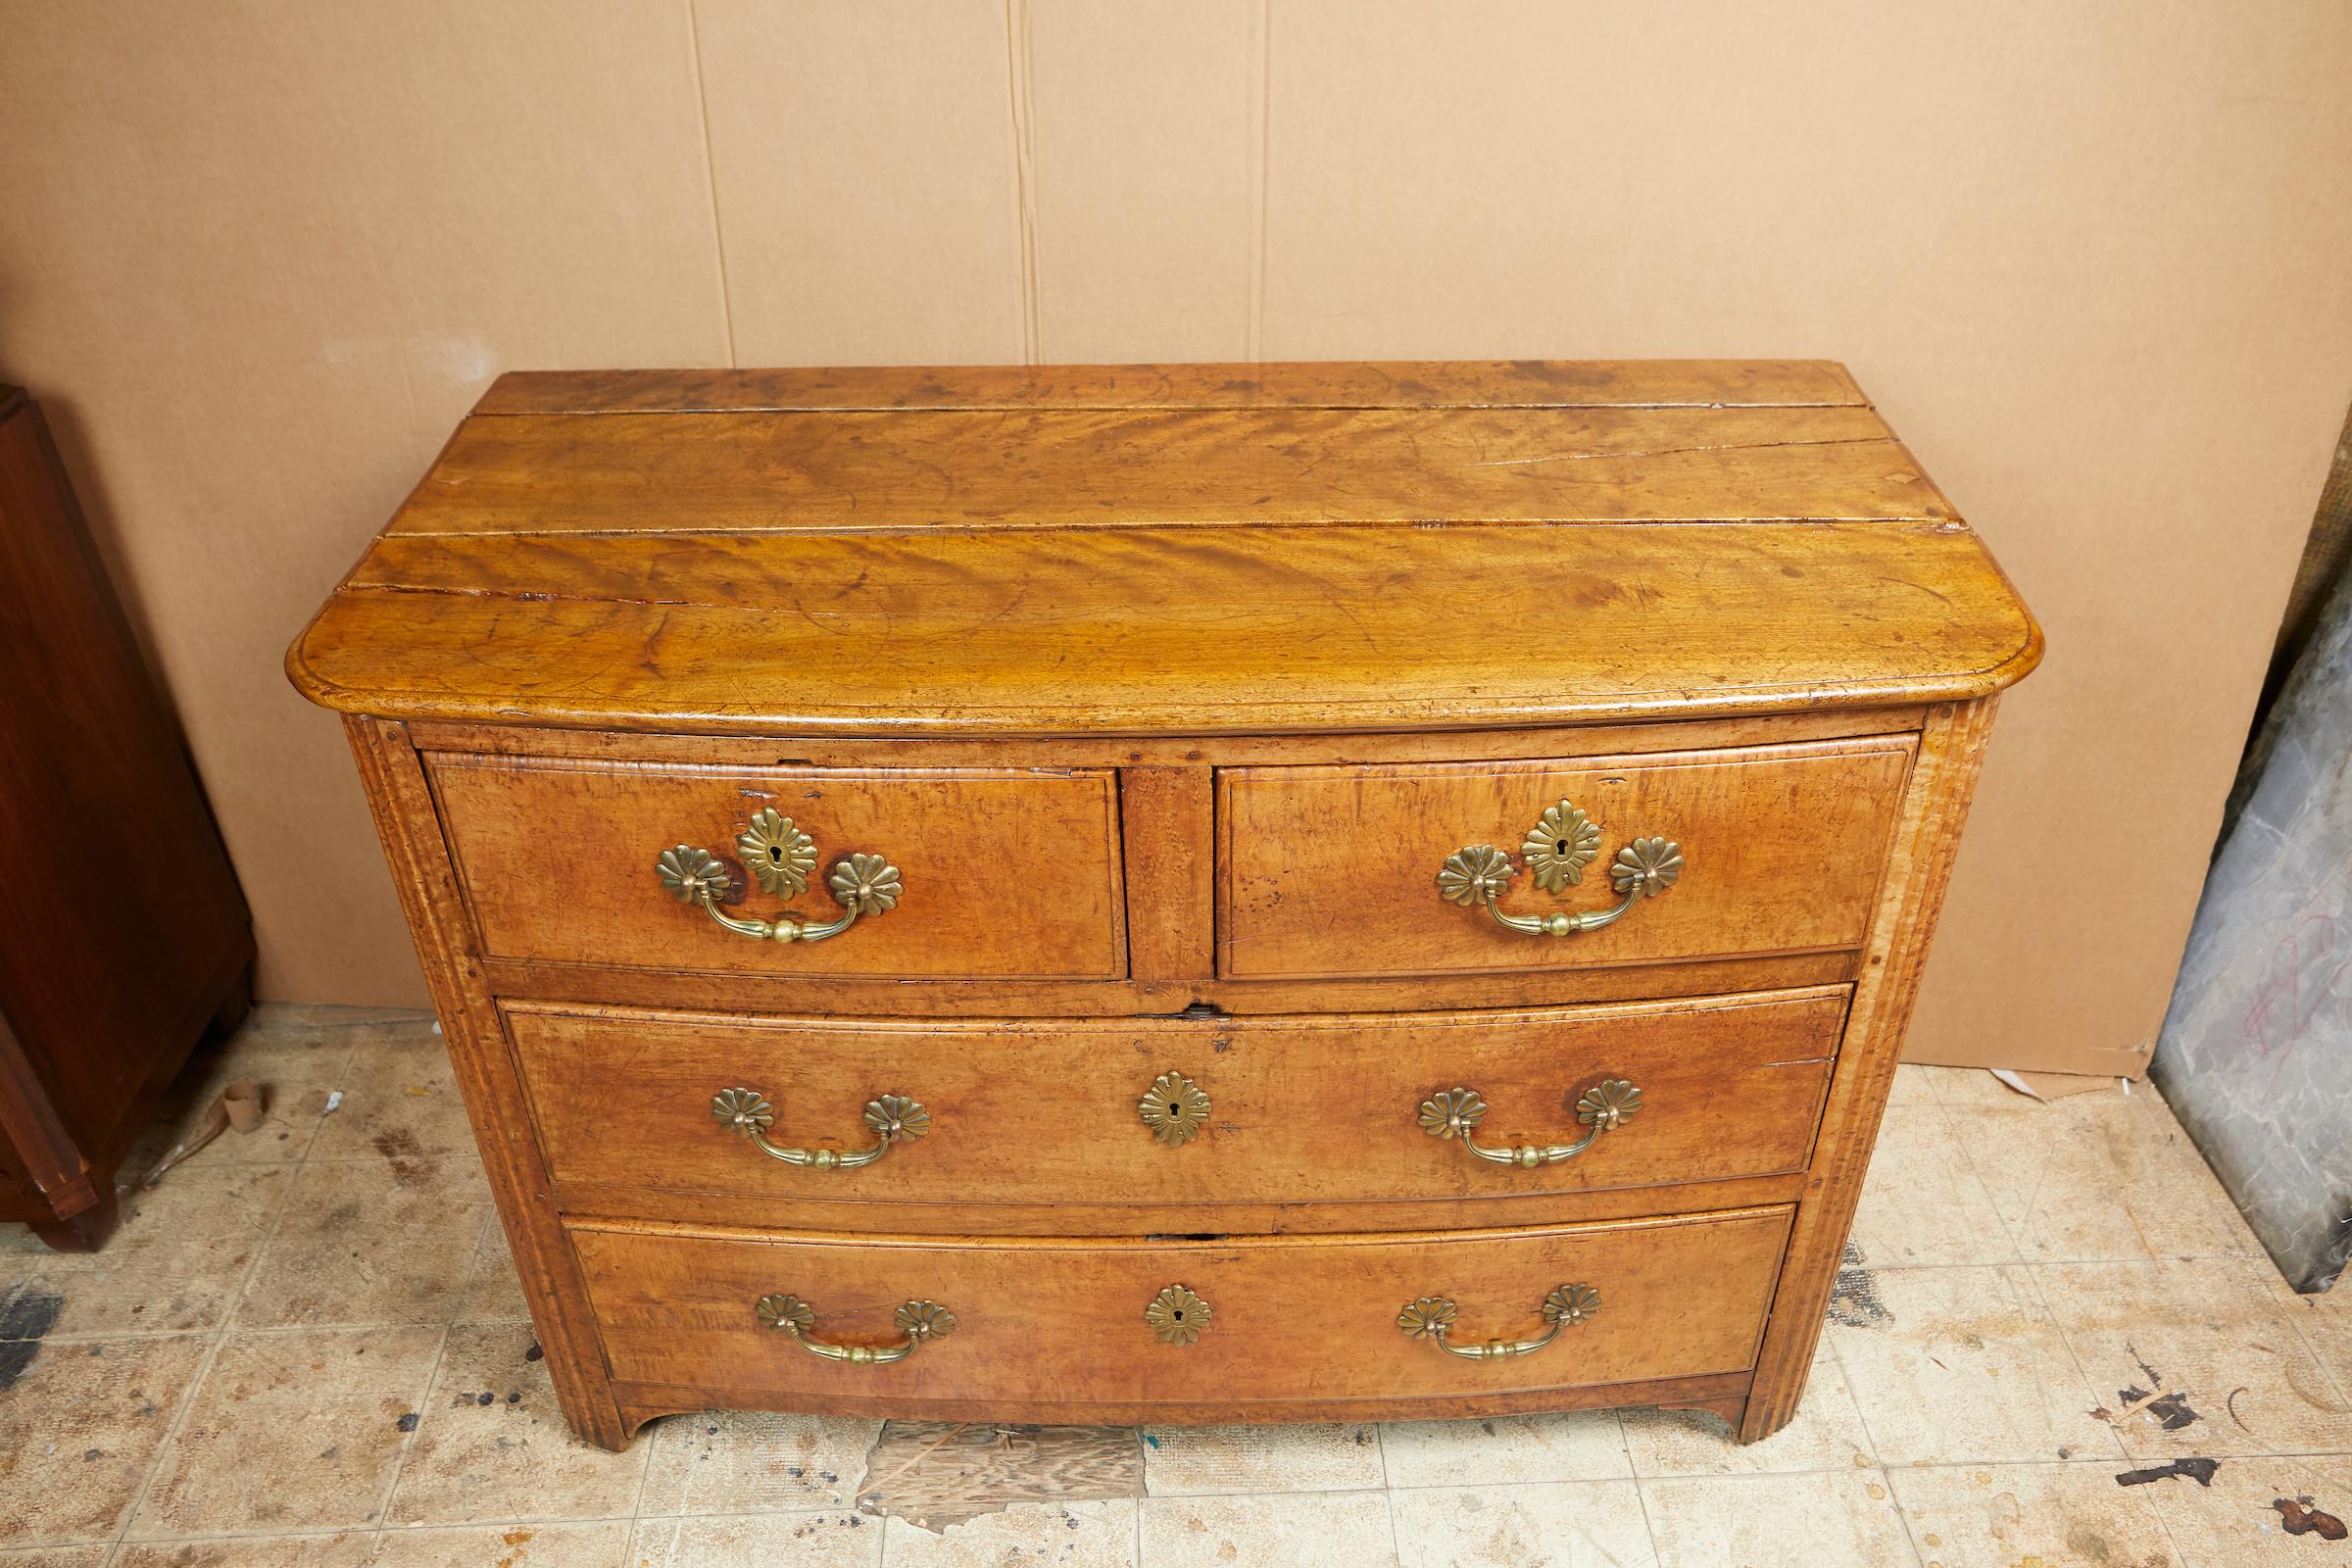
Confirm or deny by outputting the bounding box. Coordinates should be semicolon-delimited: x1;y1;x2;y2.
1397;1283;1598;1360
1437;799;1683;937
757;1293;956;1365
657;808;903;944
1419;1079;1642;1168
712;1088;930;1170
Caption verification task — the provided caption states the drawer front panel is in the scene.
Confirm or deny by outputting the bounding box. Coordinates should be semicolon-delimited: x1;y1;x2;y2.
429;756;1126;979
512;990;1841;1224
1219;737;1913;979
572;1208;1790;1409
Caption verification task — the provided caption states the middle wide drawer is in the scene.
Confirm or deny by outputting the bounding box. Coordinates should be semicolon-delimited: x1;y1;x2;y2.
511;987;1844;1233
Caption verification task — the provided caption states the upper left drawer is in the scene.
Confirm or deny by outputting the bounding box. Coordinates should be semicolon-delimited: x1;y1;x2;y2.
427;755;1127;980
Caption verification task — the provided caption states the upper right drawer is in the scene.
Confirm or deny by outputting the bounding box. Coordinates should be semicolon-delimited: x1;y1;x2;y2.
1218;736;1915;980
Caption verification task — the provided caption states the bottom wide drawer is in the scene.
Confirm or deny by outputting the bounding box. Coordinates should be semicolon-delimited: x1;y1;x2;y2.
570;1206;1791;1417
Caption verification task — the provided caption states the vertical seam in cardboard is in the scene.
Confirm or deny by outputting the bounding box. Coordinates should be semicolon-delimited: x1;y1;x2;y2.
682;0;738;367
1004;0;1042;364
1249;0;1271;361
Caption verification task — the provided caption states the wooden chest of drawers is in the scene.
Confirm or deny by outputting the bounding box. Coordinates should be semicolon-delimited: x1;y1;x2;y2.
289;360;2038;1449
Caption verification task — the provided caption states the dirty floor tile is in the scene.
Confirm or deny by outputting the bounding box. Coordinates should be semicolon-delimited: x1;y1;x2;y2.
1914;1065;2033;1108
2130;1449;2352;1566
1140;1423;1384;1495
640;1410;880;1515
1887;1461;2183;1568
1884;1063;1939;1106
1622;1346;1873;1476
120;1023;362;1180
1847;1102;2017;1266
235;1154;493;1329
303;1020;473;1166
110;1535;377;1567
449;1208;532;1326
2036;1257;2352;1459
0;1164;291;1339
129;1325;445;1538
389;1323;649;1525
1138;1492;1397;1568
881;1498;1139;1567
0;1333;209;1548
1390;1479;1655;1568
1828;1263;2120;1466
626;1510;882;1566
1640;1470;1918;1568
1956;1090;2253;1263
362;1520;637;1565
2272;1285;2352;1413
1379;1410;1630;1487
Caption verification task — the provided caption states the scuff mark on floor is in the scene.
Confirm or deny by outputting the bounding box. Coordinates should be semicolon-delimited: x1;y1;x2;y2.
368;1127;431;1184
2114;1457;2218;1488
2275;1496;2348;1540
1827;1241;1890;1329
0;1284;67;1389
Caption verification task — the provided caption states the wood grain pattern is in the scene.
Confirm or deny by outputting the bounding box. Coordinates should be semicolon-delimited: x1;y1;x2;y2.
473;360;1868;415
1220;738;1914;979
400;705;1931;769
293;521;2036;736
428;755;1127;979
476;950;1861;1021
570;1207;1792;1415
1117;767;1215;982
560;1172;1813;1243
509;988;1842;1230
1737;700;2001;1442
342;717;624;1448
381;404;1930;535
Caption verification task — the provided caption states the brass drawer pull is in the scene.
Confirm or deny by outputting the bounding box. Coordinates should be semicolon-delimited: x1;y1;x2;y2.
1418;1079;1641;1168
657;808;903;944
712;1088;929;1169
1397;1283;1598;1360
757;1293;956;1365
1437;799;1682;936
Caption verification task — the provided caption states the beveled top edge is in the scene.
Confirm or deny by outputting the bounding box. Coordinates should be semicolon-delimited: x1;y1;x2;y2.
286;517;2043;738
473;360;1867;416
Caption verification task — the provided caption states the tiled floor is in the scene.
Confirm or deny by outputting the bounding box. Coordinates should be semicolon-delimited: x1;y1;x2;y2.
3;1006;2348;1567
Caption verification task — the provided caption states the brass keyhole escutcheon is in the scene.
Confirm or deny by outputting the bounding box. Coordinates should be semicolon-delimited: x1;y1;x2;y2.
1147;1285;1211;1346
1139;1071;1210;1147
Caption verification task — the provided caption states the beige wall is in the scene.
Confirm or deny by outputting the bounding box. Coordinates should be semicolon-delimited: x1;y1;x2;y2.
3;2;2348;1072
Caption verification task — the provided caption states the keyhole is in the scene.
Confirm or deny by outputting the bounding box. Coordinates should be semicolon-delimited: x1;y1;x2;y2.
1555;839;1570;855
1171;1309;1186;1320
769;846;784;862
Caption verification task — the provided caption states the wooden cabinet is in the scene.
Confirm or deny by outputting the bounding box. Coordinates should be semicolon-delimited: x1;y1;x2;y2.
290;360;2038;1447
0;386;253;1250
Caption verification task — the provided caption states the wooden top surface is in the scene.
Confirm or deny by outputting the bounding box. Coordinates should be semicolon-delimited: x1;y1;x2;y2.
290;361;2039;736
